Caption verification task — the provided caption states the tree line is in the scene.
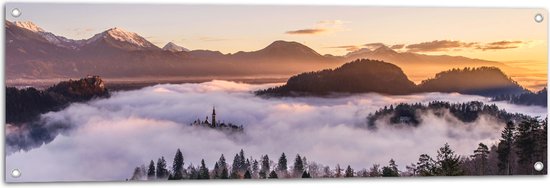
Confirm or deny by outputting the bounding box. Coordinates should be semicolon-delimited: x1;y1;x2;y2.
367;101;531;128
493;87;547;107
129;118;546;180
6;76;109;124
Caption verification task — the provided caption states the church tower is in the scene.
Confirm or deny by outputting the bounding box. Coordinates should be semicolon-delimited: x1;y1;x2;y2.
211;106;216;128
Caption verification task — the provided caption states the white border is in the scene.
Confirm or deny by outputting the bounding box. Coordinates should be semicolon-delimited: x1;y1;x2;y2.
0;0;548;188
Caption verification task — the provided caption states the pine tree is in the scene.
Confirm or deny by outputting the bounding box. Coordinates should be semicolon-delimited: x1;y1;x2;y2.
322;166;332;178
147;160;156;180
212;162;220;179
515;119;537;174
382;159;399;177
156;157;168;179
335;164;342;178
344;165;354;177
218;154;227;170
252;159;259;179
531;118;547;175
232;153;242;176
359;169;369;177
198;159;210;179
368;164;381;177
277;153;288;175
472;143;490;175
244;170;252;179
130;167;144;180
416;154;436;176
230;170;240;179
536;118;548;175
497;121;515;175
239;149;246;172
389;159;399;174
221;165;229;179
268;170;278;179
187;164;198;179
405;163;417;176
244;158;251;174
172;149;184;180
260;155;270;179
301;171;312;178
293;154;304;177
436;143;463;176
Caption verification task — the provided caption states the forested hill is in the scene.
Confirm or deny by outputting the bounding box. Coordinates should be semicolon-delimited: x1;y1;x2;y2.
255;59;416;96
493;87;547;107
6;76;110;124
366;101;532;128
418;67;527;97
256;59;527;97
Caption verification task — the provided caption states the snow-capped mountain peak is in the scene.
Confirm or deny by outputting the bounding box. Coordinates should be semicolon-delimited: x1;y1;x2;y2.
12;21;85;49
162;42;190;52
11;21;159;51
14;21;45;32
103;27;155;48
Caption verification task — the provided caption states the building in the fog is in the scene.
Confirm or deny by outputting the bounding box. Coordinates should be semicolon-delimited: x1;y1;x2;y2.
191;106;244;132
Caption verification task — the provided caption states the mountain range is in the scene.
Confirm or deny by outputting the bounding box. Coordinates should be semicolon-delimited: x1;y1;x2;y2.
5;20;516;82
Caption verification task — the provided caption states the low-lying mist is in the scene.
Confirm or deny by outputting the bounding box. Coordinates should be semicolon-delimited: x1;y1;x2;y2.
5;80;547;182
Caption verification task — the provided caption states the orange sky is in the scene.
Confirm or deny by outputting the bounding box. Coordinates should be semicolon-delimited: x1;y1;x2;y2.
5;4;548;89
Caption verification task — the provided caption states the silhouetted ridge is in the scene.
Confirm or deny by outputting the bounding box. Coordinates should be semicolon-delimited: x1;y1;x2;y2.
257;61;528;97
418;67;526;97
255;59;416;96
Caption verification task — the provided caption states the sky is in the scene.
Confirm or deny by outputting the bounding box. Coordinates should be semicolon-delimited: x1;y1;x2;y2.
5;3;547;67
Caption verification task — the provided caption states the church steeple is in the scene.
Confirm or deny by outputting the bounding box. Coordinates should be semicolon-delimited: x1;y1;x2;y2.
211;106;216;128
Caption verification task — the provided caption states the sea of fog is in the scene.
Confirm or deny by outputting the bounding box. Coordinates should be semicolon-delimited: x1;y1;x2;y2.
5;80;547;182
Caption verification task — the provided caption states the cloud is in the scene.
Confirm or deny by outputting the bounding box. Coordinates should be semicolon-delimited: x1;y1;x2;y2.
405;40;477;52
477;40;524;51
5;81;546;182
405;40;526;52
327;45;361;52
329;39;526;54
329;43;401;52
363;43;387;49
390;44;405;50
285;28;327;35
285;20;348;35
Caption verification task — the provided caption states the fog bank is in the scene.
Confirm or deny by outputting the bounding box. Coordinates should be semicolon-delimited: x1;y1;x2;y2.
5;80;547;182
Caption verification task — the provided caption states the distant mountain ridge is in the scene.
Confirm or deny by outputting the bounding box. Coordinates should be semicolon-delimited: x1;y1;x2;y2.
162;42;190;52
256;59;527;97
232;40;324;60
4;20;523;83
